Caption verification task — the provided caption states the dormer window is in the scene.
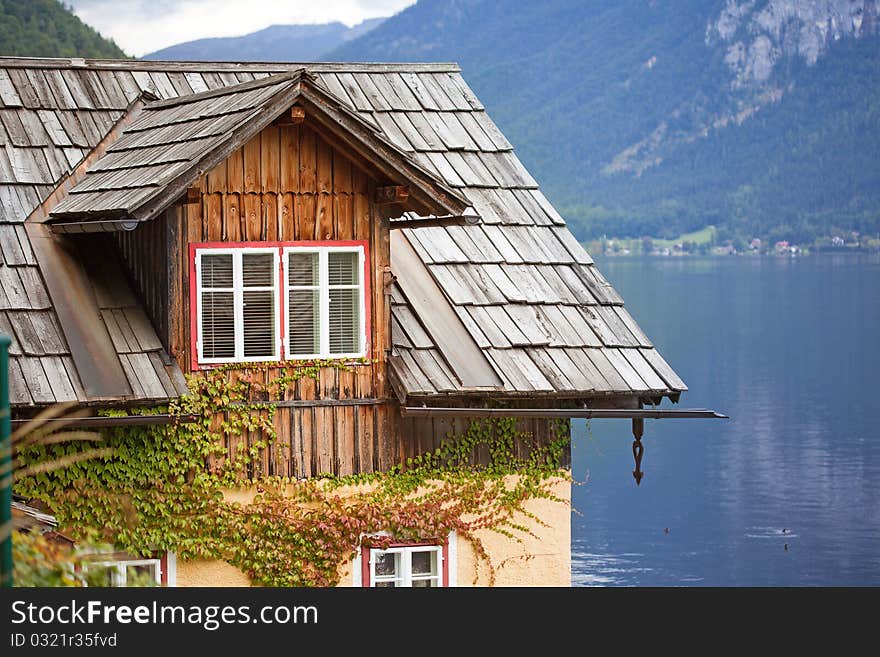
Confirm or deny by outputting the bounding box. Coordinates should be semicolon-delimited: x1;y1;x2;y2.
191;241;368;367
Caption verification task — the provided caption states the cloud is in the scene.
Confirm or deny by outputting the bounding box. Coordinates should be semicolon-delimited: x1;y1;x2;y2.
66;0;413;57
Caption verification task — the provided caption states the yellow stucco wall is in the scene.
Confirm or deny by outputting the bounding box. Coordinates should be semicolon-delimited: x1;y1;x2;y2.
173;476;571;587
176;558;251;587
458;476;570;587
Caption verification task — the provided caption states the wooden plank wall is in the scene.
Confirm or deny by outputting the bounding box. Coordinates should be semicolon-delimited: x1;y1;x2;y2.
163;121;402;478
399;411;572;469
114;211;169;348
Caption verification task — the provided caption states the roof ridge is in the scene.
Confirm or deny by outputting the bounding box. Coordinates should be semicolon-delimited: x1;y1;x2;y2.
0;56;462;73
144;69;308;110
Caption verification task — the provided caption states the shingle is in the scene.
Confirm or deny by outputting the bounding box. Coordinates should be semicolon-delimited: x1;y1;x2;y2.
0;266;31;308
583;348;630;392
445;73;484;110
0;224;26;264
430;264;481;305
420;74;458;111
546;347;602;392
640;348;687;391
527;347;576;390
552;226;593;263
352;73;392;111
398;72;440;111
405;112;445;150
7;357;32;404
41;355;77;400
620;348;668;391
389;112;432;151
393;305;433;348
466;306;511;348
17;356;55;403
490;348;553;392
603;348;649;391
7;69;40;108
405;226;468;263
480;225;522;263
389;350;431;395
393;348;434;394
409;348;458;391
372;112;412;151
423;112;468;150
471;111;512;150
0;69;23;107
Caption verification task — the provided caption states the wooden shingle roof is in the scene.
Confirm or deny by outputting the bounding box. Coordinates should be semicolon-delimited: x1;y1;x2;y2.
49;69;468;228
0;57;686;406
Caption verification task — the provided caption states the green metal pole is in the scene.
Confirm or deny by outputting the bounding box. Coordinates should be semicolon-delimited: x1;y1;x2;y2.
0;334;12;587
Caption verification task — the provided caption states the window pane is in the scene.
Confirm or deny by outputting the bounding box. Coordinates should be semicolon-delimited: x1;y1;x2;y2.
329;288;359;354
201;253;233;288
242;252;275;287
411;550;437;576
374;551;398;577
289;252;319;286
202;291;235;358
89;566;115;587
126;564;159;587
288;288;319;356
243;290;275;357
374;581;397;588
328;251;358;286
411;578;439;588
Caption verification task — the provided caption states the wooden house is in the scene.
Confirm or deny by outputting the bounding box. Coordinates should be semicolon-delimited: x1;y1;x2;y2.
0;57;687;587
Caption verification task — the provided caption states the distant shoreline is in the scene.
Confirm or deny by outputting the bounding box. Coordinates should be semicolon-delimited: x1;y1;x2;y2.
593;250;880;258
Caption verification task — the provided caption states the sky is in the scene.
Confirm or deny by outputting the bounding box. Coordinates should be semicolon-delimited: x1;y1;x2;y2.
66;0;415;57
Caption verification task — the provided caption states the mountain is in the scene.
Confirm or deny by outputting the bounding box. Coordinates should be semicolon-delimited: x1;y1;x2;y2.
329;0;880;244
0;0;127;59
143;18;385;62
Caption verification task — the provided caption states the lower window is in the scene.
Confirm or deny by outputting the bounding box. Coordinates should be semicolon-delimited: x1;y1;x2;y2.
83;552;173;587
360;540;451;588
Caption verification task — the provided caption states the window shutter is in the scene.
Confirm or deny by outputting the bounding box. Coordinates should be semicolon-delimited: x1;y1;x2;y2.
241;252;276;358
328;251;360;354
200;253;235;359
288;252;320;356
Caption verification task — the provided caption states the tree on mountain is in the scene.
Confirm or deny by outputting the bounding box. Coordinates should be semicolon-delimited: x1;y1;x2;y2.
0;0;128;59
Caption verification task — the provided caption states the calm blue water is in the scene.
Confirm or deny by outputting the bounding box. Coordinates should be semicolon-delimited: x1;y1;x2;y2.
571;255;880;586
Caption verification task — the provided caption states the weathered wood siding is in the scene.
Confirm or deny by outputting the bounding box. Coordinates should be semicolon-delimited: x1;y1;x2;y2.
114;212;169;348
400;413;571;469
172;121;397;478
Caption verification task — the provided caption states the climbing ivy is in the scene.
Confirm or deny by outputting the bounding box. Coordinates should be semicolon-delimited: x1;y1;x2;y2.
15;361;571;587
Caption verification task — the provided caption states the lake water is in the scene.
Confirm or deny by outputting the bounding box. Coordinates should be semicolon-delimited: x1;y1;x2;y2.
570;254;880;586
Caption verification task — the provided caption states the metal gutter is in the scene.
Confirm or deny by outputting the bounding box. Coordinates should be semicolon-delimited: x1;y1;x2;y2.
400;407;728;419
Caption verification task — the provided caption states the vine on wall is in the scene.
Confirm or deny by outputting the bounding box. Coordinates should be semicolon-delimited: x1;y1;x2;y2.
15;361;571;586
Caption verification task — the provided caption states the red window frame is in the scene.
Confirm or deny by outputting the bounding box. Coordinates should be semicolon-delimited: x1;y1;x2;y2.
360;539;450;588
188;240;371;370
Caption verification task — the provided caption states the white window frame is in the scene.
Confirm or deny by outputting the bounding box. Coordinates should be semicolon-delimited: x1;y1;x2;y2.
368;545;443;588
195;247;281;365
282;245;366;360
85;558;162;587
352;532;456;587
